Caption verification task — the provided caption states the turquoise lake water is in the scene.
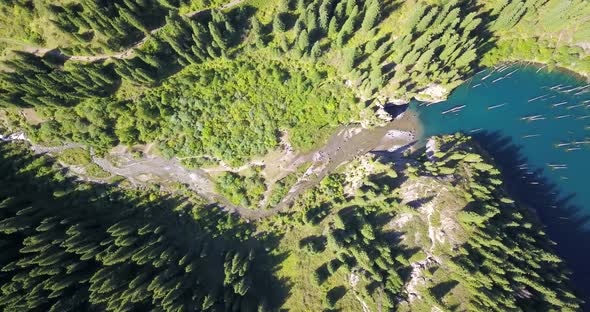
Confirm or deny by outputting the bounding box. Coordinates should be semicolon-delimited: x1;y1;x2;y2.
411;65;590;304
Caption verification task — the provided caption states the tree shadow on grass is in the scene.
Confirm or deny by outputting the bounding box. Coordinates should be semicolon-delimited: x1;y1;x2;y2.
305;202;332;225
430;280;459;301
471;130;590;308
325;286;347;310
246;231;292;310
405;195;435;209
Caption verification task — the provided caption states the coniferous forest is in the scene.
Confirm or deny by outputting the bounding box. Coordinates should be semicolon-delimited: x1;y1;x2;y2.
0;0;589;311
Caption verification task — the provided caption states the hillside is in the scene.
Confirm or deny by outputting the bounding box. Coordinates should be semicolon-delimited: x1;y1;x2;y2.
0;0;588;311
0;134;582;311
259;134;582;311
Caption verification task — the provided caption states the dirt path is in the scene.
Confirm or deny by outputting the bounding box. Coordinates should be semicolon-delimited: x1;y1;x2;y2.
88;149;253;214
2;111;419;220
256;111;420;218
2;0;245;62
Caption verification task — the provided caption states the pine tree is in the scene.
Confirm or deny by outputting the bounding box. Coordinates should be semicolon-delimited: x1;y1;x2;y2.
326;17;338;39
0;142;269;311
273;14;286;33
279;34;290;52
361;0;379;31
251;17;262;38
297;0;305;11
310;41;321;60
208;22;227;50
319;3;330;32
116;4;149;34
279;0;291;12
298;29;309;51
343;47;356;72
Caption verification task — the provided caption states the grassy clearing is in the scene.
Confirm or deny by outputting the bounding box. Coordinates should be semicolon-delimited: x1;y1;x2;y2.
270;222;364;311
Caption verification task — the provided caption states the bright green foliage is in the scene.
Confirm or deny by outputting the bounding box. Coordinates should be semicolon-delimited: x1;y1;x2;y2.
216;170;266;209
125;56;360;165
490;0;529;31
28;97;123;153
2;0;589;167
483;0;590;76
56;148;91;165
268;171;300;207
343;47;356;72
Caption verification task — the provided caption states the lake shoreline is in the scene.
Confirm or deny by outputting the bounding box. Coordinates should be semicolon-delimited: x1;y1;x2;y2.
412;64;590;307
494;60;590;83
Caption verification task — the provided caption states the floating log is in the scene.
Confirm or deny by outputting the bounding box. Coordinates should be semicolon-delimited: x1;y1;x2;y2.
475;68;487;75
528;95;548;102
521;114;542;120
566;104;584;110
496;65;509;72
551;101;567;107
562;85;587;93
481;71;494;80
521;114;544;121
505;69;519;76
441;105;466;115
488;103;507;110
522;134;541;138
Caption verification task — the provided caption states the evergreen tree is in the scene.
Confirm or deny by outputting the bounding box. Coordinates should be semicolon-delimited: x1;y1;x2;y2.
0;142;277;312
273;14;286;33
310;41;321;59
343;47;356;72
361;0;379;31
298;29;310;51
